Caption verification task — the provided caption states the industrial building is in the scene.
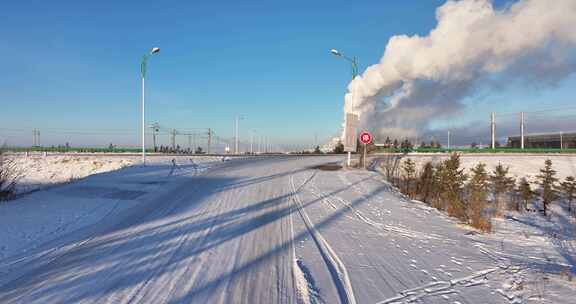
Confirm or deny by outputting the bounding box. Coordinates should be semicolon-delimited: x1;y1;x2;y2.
507;132;576;149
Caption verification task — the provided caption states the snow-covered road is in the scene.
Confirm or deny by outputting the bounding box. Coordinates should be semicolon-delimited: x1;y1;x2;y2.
0;156;573;303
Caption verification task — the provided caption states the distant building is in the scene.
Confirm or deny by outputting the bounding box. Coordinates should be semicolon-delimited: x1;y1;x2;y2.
507;132;576;149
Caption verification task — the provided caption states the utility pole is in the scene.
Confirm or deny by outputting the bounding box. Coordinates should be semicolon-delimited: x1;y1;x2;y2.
150;123;159;152
32;129;38;147
171;129;177;151
490;112;496;149
520;111;525;149
258;135;263;154
188;134;192;153
560;131;563;150
234;116;239;154
32;129;39;147
447;130;451;150
250;130;255;154
207;128;212;154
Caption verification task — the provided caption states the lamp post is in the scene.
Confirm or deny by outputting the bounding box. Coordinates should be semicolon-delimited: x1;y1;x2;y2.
141;47;160;165
330;48;358;167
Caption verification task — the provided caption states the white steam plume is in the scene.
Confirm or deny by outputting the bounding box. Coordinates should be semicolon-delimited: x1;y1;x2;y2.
345;0;576;140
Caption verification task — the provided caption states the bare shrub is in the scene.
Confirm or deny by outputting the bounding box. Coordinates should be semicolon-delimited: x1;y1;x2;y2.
380;153;402;186
430;162;446;210
0;149;22;201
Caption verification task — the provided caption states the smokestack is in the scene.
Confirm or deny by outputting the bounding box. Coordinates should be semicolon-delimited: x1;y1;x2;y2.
343;0;576;139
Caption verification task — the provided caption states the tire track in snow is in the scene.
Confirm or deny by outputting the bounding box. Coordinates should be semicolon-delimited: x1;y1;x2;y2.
290;195;313;304
307;177;445;242
290;173;357;304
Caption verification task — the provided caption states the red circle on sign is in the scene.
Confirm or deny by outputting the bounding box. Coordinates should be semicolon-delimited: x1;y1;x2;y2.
359;131;372;144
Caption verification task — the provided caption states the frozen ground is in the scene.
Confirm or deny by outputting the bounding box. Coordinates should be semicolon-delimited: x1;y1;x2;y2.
0;156;574;303
396;154;576;182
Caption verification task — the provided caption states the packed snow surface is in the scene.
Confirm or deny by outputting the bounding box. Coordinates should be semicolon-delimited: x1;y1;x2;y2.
0;156;574;303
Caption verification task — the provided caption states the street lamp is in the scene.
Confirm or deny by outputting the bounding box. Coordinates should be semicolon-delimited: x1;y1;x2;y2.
330;48;359;167
330;48;358;79
140;47;160;165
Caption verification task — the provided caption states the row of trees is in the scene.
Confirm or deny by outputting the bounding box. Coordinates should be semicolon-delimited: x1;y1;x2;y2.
155;145;205;154
382;153;576;232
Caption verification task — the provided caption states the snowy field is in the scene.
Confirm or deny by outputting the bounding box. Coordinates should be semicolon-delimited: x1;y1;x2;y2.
7;154;228;193
395;154;576;182
0;154;227;261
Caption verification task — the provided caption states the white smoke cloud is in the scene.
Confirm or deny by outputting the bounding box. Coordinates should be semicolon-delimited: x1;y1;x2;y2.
345;0;576;141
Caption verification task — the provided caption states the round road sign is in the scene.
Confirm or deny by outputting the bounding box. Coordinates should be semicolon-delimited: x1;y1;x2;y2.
359;131;373;145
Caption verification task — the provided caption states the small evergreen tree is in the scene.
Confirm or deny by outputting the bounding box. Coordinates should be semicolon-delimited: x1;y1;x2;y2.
333;141;345;154
417;161;435;204
560;176;576;213
467;163;491;231
536;159;558;216
400;140;413;153
438;153;467;221
490;163;516;215
401;158;416;198
517;177;535;211
314;146;321;154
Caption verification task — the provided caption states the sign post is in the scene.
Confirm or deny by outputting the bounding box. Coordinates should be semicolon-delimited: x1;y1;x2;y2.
359;131;373;169
344;113;359;167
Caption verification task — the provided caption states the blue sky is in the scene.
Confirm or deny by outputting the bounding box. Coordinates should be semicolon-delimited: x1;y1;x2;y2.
1;0;574;148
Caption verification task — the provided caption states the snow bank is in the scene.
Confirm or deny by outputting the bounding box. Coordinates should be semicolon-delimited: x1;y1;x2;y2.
10;155;135;193
8;154;230;194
